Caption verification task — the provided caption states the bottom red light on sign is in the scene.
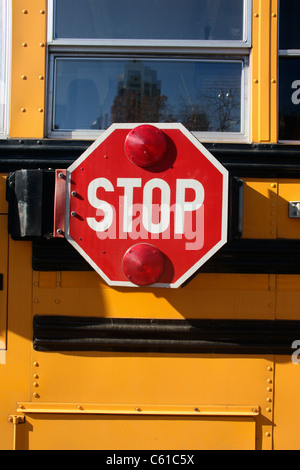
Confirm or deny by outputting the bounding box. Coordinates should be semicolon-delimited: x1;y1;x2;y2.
122;243;165;286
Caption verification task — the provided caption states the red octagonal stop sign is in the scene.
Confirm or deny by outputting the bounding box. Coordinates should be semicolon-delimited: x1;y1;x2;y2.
65;123;228;288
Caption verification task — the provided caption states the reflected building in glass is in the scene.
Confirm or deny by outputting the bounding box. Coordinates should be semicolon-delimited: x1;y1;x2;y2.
111;61;165;123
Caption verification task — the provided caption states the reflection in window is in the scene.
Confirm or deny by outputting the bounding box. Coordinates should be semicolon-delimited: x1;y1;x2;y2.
54;0;244;41
53;59;242;133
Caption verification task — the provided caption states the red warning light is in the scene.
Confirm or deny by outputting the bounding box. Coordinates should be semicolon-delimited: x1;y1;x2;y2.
122;243;165;286
124;124;167;168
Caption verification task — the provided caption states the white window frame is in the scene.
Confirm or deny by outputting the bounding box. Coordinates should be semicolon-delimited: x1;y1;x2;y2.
0;0;11;138
46;0;251;142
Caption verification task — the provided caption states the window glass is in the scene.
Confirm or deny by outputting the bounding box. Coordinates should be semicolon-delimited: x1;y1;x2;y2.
279;57;300;141
52;58;242;133
54;0;244;41
279;0;300;49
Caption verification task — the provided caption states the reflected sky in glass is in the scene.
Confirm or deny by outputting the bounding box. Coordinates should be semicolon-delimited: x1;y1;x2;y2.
54;0;244;41
53;58;242;133
280;0;300;49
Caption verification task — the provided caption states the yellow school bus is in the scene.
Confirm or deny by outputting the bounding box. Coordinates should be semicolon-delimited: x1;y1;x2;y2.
0;0;300;450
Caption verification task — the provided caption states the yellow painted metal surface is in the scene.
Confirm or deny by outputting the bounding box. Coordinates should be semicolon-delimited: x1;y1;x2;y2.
0;216;8;351
15;414;257;450
0;230;279;450
10;0;47;138
0;175;8;214
33;271;276;320
242;179;278;238
19;352;273;450
273;357;300;450
0;239;32;450
28;353;273;407
242;178;300;241
0;174;8;351
251;0;278;143
16;403;259;416
1;0;300;451
276;275;300;320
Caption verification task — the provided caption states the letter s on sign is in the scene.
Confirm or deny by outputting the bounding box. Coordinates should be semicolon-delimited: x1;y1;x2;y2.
87;177;114;232
291;80;300;105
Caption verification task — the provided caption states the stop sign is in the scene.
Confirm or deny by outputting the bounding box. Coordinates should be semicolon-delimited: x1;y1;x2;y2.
65;123;228;288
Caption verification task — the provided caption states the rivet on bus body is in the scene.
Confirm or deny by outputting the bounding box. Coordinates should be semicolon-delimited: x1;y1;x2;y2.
253;79;259;83
267;378;272;383
20;108;26;113
39;42;45;47
136;407;142;412
22;42;27;47
21;75;27;80
254;12;259;17
32;393;39;398
267;366;272;371
265;432;271;437
266;387;272;391
40;9;45;14
77;405;83;410
266;407;271;412
266;397;272;402
271;79;276;84
38;108;43;113
33;362;39;367
22;9;28;14
38;75;44;80
33;382;38;387
272;13;277;17
271;183;276;188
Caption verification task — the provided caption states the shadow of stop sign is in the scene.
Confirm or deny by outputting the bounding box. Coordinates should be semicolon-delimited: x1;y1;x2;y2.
65;123;228;288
